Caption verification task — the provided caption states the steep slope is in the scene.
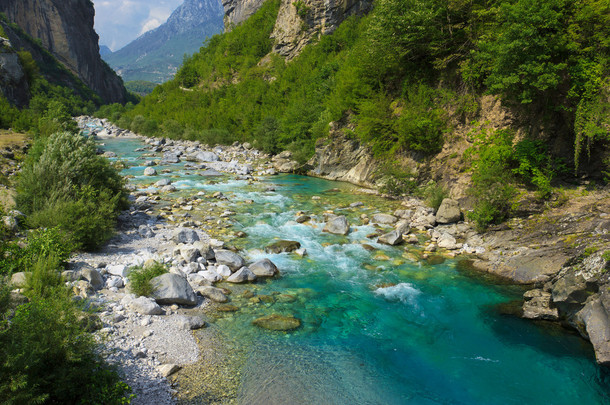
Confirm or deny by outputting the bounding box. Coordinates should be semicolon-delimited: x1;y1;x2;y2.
0;0;127;104
104;0;224;83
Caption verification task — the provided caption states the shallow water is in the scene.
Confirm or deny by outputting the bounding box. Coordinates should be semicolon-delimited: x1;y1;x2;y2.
101;137;610;405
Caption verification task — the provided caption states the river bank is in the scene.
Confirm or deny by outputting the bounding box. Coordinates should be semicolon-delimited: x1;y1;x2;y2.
61;116;610;403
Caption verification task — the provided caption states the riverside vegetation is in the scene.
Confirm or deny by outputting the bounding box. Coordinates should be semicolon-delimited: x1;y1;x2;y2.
95;0;610;230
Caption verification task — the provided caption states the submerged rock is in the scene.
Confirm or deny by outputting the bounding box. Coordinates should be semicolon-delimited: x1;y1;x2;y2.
522;289;558;321
378;230;403;246
196;286;228;302
252;314;301;331
265;240;301;254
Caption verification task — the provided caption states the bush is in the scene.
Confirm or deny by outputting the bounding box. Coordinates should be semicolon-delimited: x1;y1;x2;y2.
23;254;63;299
0;294;132;404
16;132;126;250
128;262;168;297
422;182;448;212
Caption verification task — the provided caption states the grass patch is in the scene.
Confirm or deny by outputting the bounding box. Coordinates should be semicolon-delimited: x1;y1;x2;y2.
128;262;168;297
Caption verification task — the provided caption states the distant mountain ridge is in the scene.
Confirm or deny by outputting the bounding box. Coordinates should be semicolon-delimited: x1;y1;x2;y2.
104;0;224;84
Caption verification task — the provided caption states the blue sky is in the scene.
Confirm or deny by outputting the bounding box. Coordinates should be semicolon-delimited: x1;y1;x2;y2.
92;0;184;51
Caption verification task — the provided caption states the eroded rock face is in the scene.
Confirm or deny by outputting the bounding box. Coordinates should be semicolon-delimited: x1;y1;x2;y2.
271;0;373;59
0;41;29;106
223;0;266;30
0;0;127;103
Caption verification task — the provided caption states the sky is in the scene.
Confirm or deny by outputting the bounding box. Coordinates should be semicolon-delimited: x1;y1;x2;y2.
92;0;184;51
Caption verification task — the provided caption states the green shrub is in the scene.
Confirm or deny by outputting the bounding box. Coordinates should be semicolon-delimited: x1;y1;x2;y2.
23;254;63;299
128;262;168;297
0;294;132;404
422;182;448;212
16;131;126;250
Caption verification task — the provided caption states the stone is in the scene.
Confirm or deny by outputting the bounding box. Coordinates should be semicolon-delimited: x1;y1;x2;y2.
226;267;257;283
173;228;200;244
252;314;301;331
129;297;164;315
158;364;181;377
552;273;593;314
195;151;220;162
155;178;172;187
436;199;462;224
322;215;350;235
371;213;398;224
201;270;223;283
10;272;28;288
214;249;246;270
107;264;128;277
296;215;311;223
522;289;559;320
175;315;206;330
2;216;18;232
196;286;228;302
216;264;232;278
265;240;302;254
176;244;200;263
378;230;403;246
395;219;411;235
249;258;279;277
295;248;308;257
143;167;157;176
106;276;124;289
410;207;437;229
437;233;461;250
78;266;104;290
150;273;198;306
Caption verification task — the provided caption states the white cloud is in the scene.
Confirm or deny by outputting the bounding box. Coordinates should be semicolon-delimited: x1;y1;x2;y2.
92;0;183;51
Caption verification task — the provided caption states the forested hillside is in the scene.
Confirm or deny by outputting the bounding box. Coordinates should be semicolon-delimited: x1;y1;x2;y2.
98;0;610;227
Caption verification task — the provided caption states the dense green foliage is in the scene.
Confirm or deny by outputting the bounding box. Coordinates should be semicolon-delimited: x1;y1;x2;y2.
16;131;126;250
125;80;157;96
127;262;168;297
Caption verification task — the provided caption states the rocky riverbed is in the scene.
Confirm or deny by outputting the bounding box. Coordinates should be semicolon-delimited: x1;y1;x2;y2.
8;116;608;403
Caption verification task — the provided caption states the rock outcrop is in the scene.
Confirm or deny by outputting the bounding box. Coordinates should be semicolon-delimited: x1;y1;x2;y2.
0;0;127;103
0;36;28;106
223;0;372;59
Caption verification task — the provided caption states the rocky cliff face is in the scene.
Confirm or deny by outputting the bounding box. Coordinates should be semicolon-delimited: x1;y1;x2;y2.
271;0;372;58
0;0;126;103
223;0;372;59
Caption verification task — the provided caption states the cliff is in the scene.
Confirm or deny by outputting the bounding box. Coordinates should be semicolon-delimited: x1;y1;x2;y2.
223;0;372;58
105;0;224;83
0;0;127;104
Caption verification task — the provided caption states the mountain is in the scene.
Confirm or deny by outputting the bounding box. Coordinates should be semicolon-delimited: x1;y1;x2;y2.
104;0;224;84
99;45;112;57
0;0;127;104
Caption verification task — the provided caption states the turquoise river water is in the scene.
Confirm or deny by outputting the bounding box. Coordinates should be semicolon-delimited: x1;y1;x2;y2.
101;136;610;405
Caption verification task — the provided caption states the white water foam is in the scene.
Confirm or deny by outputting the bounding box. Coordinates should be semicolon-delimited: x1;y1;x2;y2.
374;283;422;306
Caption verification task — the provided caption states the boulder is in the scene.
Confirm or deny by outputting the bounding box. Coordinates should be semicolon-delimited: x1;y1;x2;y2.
410;207;437;229
378;230;403;246
150;273;198;306
175;244;200;263
214;250;246;270
195;151;220;162
143;167;157;176
249;258;279;277
265;240;301;254
395;219;411;235
437;233;461;250
107;264;129;277
196;286;228;303
155;178;172;187
78;266;104;290
2;216;18;232
435;199;461;224
522;289;558;320
201;270;223;283
575;293;610;366
173;228;200;244
323;216;350;236
371;213;398;225
226;267;257;283
252;314;301;331
129;297;163;315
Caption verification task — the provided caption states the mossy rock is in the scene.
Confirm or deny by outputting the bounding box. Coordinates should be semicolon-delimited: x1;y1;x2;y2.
252;314;301;331
265;240;301;254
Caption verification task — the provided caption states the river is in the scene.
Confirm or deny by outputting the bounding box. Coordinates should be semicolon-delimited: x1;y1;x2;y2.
99;135;610;405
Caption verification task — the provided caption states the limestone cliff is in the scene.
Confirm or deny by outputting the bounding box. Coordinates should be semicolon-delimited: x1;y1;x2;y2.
0;36;28;107
223;0;372;59
0;0;127;104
